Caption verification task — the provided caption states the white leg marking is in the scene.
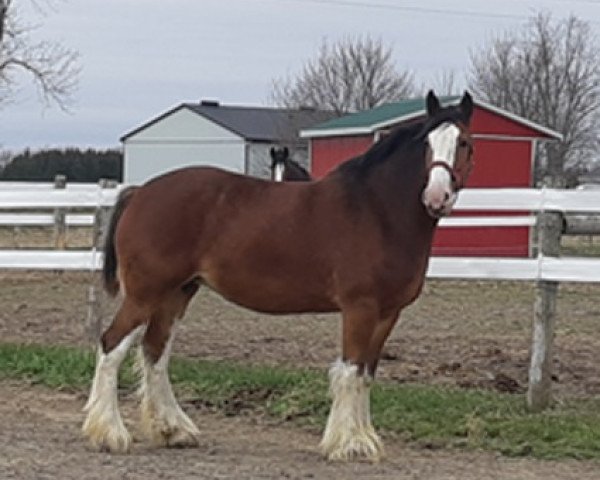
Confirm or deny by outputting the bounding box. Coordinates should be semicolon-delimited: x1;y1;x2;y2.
138;331;200;448
82;326;145;453
320;359;384;461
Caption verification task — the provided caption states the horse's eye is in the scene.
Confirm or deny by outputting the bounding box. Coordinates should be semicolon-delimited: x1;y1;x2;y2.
459;140;469;148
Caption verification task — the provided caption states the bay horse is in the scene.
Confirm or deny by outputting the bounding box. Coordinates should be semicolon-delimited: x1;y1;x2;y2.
82;90;474;462
269;146;312;181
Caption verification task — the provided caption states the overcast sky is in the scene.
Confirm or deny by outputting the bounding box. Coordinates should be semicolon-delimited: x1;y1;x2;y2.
2;0;599;152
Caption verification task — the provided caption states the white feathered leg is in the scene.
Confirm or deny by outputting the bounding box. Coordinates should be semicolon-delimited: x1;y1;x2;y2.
320;359;383;461
138;331;200;448
82;326;145;453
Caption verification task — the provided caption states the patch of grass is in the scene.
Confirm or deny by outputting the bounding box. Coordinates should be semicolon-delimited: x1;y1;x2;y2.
372;384;600;459
1;342;600;459
0;343;136;389
169;356;329;421
0;343;96;388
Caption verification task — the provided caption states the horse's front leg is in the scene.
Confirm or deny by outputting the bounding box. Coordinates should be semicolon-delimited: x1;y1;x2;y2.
320;301;399;462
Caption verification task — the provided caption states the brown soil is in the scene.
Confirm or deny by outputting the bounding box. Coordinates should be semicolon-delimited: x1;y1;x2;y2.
1;271;600;478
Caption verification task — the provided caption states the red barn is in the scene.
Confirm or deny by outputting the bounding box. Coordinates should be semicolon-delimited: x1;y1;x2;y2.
301;97;561;257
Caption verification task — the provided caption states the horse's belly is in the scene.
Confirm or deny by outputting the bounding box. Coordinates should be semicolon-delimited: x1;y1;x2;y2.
202;266;336;314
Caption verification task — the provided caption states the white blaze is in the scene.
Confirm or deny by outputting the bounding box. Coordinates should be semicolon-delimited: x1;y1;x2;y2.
274;162;285;182
422;123;460;216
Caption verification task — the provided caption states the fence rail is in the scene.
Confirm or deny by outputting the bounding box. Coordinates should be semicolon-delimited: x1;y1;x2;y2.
453;187;600;213
0;213;95;226
0;186;120;208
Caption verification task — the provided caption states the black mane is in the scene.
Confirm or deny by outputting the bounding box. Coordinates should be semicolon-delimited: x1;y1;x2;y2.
285;159;311;179
332;104;469;179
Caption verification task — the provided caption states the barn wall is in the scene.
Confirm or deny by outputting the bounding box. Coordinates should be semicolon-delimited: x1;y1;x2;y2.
432;220;531;257
472;107;546;138
467;138;532;188
127;108;233;141
123;108;245;184
311;135;373;178
432;138;533;257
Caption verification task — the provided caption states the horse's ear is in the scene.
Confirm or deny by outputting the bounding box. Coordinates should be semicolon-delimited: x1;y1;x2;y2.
459;91;474;123
270;147;276;158
283;146;289;157
426;90;441;117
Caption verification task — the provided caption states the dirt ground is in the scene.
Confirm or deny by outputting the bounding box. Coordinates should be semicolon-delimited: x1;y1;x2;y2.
1;271;600;478
2;381;600;480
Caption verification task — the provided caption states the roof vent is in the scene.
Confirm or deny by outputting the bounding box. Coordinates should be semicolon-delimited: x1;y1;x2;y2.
200;99;219;107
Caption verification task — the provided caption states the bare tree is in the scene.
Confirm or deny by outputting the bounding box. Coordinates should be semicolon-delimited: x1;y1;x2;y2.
0;0;79;110
469;13;600;186
427;69;464;97
271;36;415;115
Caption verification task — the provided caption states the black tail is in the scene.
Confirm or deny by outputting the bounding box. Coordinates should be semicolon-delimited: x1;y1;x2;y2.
102;186;138;296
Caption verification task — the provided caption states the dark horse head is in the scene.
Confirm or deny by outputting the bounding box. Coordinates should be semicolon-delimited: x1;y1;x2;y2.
270;146;312;182
335;90;474;219
420;90;474;217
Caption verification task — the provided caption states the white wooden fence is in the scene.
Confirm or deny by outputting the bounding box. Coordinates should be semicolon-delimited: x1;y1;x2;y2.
433;188;600;282
0;182;599;411
0;181;120;269
0;183;598;278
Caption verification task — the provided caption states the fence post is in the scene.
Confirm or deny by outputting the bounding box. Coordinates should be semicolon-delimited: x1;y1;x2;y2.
92;179;117;249
53;174;67;249
85;178;118;343
527;209;562;412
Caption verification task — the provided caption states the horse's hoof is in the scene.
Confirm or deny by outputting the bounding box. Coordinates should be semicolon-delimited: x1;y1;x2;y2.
164;427;201;448
320;433;384;462
142;409;201;449
82;421;132;454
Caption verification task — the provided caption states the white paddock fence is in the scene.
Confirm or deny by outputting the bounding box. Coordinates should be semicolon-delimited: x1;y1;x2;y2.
0;184;597;278
433;188;600;283
0;181;599;411
0;181;121;269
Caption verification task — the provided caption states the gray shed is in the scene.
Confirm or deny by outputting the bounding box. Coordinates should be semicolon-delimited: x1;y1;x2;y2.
121;101;334;184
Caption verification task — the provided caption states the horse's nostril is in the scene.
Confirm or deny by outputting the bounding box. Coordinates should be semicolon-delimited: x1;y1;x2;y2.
444;192;450;202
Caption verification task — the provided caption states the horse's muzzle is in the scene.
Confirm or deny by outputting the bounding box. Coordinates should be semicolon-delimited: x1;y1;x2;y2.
421;189;457;218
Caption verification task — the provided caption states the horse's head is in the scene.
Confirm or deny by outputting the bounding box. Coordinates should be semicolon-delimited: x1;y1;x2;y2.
270;146;290;182
421;90;474;218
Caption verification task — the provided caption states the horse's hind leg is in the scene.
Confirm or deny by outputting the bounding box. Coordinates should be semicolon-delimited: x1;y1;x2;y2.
83;297;148;453
137;289;200;448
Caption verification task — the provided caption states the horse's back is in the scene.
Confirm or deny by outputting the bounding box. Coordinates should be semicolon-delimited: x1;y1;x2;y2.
129;166;312;231
118;166;291;254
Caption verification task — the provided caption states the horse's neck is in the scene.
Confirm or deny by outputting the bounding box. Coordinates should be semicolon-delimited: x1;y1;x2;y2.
366;152;438;241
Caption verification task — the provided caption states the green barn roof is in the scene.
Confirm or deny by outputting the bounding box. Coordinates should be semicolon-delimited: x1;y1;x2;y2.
302;96;459;136
300;95;562;140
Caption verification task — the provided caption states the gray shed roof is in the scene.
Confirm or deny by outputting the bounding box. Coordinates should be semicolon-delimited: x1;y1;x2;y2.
121;101;336;142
